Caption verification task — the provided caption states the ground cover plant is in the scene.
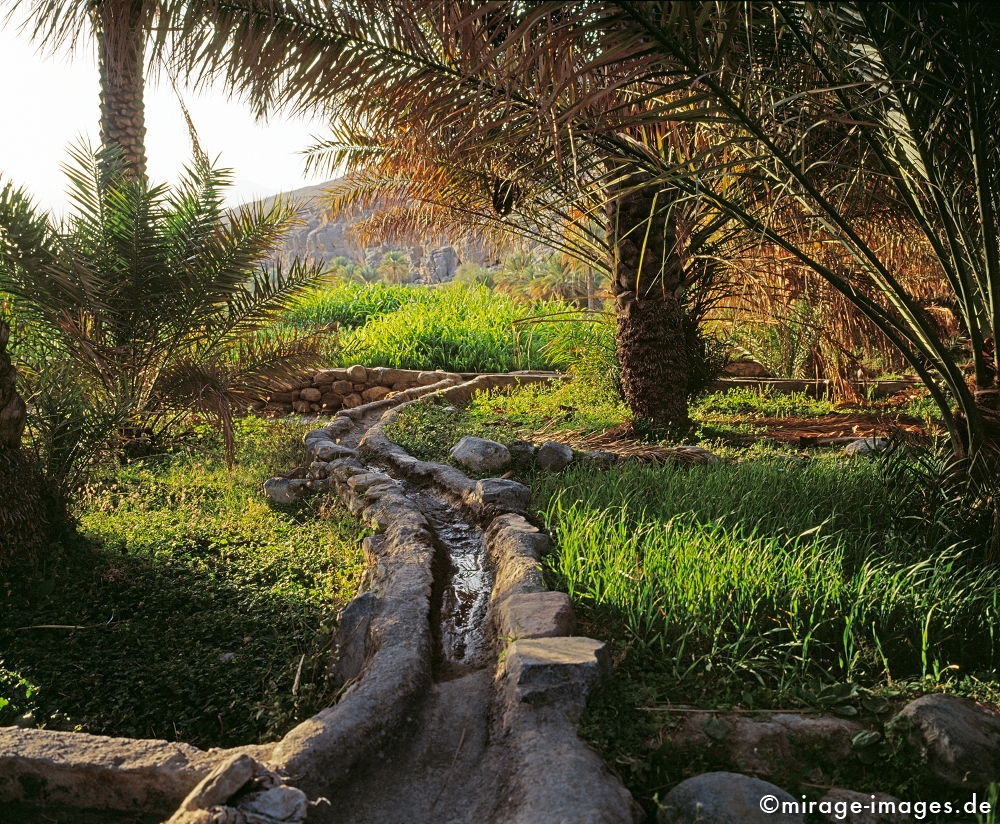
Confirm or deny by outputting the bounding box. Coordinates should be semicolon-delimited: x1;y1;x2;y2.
0;416;365;747
279;280;611;372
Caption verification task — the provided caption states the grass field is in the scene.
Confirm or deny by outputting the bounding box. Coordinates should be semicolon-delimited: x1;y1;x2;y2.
280;281;611;372
0;417;366;747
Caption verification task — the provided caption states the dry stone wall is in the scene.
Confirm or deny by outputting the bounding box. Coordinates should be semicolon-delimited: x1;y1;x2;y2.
260;366;473;415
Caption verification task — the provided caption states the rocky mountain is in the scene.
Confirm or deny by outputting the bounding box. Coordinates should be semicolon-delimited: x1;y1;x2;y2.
259;178;491;281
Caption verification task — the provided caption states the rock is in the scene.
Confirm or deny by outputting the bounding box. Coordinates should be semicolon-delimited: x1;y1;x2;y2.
263;478;311;504
345;471;393;493
307;461;331;480
345;364;368;382
658;772;802;824
496;591;575;640
661;711;861;781
175;754;254;813
509;440;537;465
536;441;574;471
425;245;460;281
313;368;348;384
361;385;392;403
332;379;354;395
502;636;608;712
818;788;909;823
450;436;512;472
305;437;356;462
724;360;771;377
417;370;443;385
672;445;721;464
241;785;309;820
889;693;1000;788
844;437;892;456
0;727;217;815
299;387;322;402
474;478;531;510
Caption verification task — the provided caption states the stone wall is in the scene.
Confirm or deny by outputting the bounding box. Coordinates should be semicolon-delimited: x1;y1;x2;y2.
262;368;921;416
261;366;472;415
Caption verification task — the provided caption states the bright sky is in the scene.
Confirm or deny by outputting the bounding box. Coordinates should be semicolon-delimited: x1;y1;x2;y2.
0;19;334;215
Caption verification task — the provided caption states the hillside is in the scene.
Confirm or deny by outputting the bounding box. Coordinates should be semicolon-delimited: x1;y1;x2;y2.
259;178;490;280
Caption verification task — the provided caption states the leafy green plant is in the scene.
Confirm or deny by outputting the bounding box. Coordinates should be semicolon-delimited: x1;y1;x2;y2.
0;144;330;479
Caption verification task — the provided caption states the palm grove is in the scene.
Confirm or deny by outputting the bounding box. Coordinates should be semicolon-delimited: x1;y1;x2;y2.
2;1;999;552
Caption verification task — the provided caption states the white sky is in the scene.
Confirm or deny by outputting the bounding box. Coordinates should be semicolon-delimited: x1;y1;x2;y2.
0;18;334;215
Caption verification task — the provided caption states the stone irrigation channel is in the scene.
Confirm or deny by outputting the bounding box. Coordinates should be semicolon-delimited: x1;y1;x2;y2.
1;370;637;824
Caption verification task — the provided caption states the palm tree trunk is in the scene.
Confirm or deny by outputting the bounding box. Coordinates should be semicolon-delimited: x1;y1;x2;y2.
1;319;36;564
606;175;691;431
97;0;147;177
0;320;26;452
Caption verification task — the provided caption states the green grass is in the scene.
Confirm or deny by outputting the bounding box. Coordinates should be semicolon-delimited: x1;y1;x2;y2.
283;281;410;329
693;387;840;418
0;416;366;747
533;458;1000;812
281;281;610;372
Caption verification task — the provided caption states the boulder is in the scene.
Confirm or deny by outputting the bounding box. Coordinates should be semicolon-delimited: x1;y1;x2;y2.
844;437;892;456
417;370;443;385
263;478;311;504
313;368;348;384
299;387;322;402
450;436;512;473
889;693;1000;788
536;441;575;471
474;478;531;510
658;772;802;824
345;364;368;382
361;385;392;403
368;367;409;386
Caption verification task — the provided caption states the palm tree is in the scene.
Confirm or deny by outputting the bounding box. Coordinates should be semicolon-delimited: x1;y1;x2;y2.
15;0;158;176
158;0;1000;456
377;250;411;284
0;143;331;479
155;1;720;430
